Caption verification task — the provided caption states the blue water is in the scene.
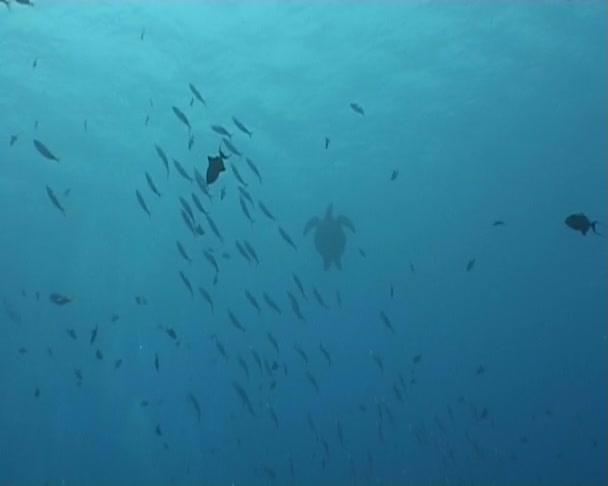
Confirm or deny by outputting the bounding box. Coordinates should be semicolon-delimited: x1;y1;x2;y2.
1;1;606;485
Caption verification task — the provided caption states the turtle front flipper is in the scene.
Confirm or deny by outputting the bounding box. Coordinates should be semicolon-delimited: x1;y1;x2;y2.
338;215;355;234
303;217;319;236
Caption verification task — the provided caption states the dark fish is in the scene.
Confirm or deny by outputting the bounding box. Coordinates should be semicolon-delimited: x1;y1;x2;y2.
194;169;213;201
198;286;214;312
228;309;246;332
154;144;170;178
242;240;259;264
390;169;399;181
176;241;191;263
476;365;485;375
268;404;279;429
278;226;297;250
350;102;365;116
34;139;60;161
292;274;307;299
140;27;145;40
312;286;328;309
235;241;252;263
187;393;202;422
206;149;227;185
179;271;193;296
172;106;191;131
203;250;219;274
230;164;248;187
220;187;226;200
336;290;342;307
410;261;416;274
305;370;319;393
191;193;206;214
173;159;193;182
155;424;162;436
244;290;261;314
145;172;162;198
34;387;40;398
492;220;505;226
15;0;35;5
379;311;395;333
466;258;476;272
266;332;280;354
413;354;422;364
181;209;195;235
189;83;207;106
136;190;151;217
257;200;276;221
565;213;601;236
66;329;77;339
233;381;255;416
114;359;122;369
166;328;177;340
238;186;254;206
95;349;103;360
50;293;72;305
205;214;223;243
370;350;383;372
288;292;305;322
324;137;330;150
154;353;159;371
263;293;282;315
9;134;18;146
188;134;195;151
239;196;255;224
211;124;232;138
90;326;98;345
144;114;150;126
232;116;252;138
46;186;65;215
179;197;194;222
222;137;241;157
237;355;250;379
319;343;332;366
83;119;88;133
212;335;228;360
245;158;262;183
294;343;308;365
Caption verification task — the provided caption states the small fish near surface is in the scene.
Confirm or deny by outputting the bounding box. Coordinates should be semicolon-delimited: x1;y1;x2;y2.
206;148;228;185
50;293;72;305
232;116;252;138
34;139;60;162
565;213;602;236
154;144;170;178
46;185;65;215
466;258;476;272
350;102;365;116
211;124;232;139
189;83;207;106
172;106;191;132
136;190;151;217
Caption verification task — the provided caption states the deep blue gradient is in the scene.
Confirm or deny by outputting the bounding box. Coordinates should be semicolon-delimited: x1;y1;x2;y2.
1;2;606;485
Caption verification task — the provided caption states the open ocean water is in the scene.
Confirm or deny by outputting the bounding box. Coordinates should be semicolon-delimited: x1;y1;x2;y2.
0;1;606;485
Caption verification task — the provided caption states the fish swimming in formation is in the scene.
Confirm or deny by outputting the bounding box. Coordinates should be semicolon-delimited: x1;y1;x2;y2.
145;172;162;198
172;106;191;131
324;137;330;150
211;124;232;138
34;139;60;162
232;116;252;138
189;83;207;106
245;158;262;184
173;159;193;182
206;148;228;185
565;213;601;236
278;226;297;250
50;293;72;305
222;137;241;157
230;164;248;187
136;190;151;217
466;258;476;272
155;144;170;178
257;200;276;221
46;186;65;215
350;102;365;116
390;170;399;181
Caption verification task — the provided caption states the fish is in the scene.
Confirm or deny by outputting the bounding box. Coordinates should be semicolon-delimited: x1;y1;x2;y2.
145;172;162;197
154;145;170;178
233;381;255;416
466;258;476;272
232;116;252;138
243;290;261;314
227;165;247;189
390;169;399;181
222;137;241;157
292;274;307;299
312;286;328;309
136;190;151;217
370;350;383;372
235;241;252;264
15;0;34;6
154;353;159;371
83;119;88;133
176;241;191;263
181;210;195;235
287;292;305;322
206;148;227;185
245;158;262;183
379;311;395;333
268;404;279;429
179;271;193;296
188;134;195;151
34;139;60;162
46;186;65;215
565;213;601;236
205;214;223;243
173;159;193;182
257;200;276;221
198;286;214;312
166;328;177;340
294;343;308;365
278;226;297;250
140;27;145;40
263;293;282;315
324;137;330;150
266;332;280;354
350;102;365;116
90;326;98;345
179;197;194;222
1;0;10;9
220;187;226;200
144;114;150;126
191;193;206;214
239;196;255;224
243;240;259;264
172;106;191;131
187;393;202;422
237;355;249;379
9;134;18;146
305;370;319;393
228;310;246;332
492;220;505;226
95;349;103;360
66;329;77;339
238;186;254;206
413;354;422;364
203;250;219;274
319;343;332;366
211;124;232;138
212;335;228;360
189;83;207;106
50;293;72;305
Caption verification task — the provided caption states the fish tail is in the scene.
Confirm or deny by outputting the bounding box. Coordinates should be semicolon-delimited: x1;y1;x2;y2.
591;221;603;236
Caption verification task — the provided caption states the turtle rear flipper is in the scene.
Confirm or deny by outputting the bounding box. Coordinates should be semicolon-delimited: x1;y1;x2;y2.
303;217;319;236
338;216;355;234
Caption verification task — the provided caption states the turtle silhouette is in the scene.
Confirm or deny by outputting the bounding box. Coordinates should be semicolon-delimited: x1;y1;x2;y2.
303;204;355;271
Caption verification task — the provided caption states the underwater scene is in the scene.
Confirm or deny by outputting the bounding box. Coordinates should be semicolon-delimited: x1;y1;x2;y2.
0;1;606;485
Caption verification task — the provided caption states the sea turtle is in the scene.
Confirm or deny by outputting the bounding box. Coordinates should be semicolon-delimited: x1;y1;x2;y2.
303;204;355;271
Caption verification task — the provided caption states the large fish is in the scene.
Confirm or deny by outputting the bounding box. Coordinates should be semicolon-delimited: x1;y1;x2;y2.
206;148;228;185
565;213;601;236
